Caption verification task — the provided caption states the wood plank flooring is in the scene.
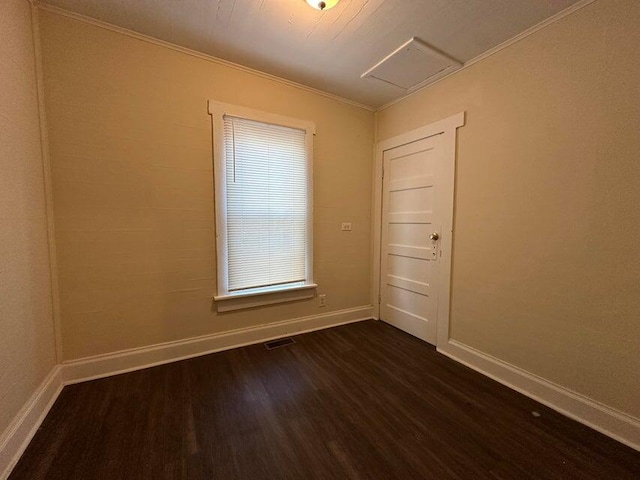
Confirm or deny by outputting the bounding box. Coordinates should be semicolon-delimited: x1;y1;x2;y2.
9;320;640;479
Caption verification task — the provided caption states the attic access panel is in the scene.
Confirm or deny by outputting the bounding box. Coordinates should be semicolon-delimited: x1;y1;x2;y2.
361;37;462;90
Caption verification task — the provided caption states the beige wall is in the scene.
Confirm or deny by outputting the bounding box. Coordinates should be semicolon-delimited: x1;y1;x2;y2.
39;10;374;361
377;0;640;418
0;2;57;434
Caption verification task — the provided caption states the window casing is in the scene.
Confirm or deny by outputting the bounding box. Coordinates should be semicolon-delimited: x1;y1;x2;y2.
209;102;316;311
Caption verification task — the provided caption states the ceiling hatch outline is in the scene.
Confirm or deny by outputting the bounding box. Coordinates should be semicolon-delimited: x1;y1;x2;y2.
361;37;462;91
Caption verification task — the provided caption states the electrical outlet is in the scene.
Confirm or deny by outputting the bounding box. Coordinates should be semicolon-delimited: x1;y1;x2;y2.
318;294;327;307
341;222;352;231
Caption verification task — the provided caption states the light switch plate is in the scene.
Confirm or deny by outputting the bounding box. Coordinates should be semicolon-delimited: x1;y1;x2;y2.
341;223;352;231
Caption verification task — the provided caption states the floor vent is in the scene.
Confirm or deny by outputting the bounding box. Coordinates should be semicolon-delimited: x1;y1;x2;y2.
265;337;295;350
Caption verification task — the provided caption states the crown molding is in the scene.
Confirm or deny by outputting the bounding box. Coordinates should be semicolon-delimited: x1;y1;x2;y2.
32;1;598;116
32;2;375;112
377;0;597;112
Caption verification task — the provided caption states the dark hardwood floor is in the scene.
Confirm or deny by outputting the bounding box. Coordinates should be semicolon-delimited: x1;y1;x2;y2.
10;320;640;479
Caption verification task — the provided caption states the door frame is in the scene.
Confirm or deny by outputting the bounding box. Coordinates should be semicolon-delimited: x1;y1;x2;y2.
372;112;465;347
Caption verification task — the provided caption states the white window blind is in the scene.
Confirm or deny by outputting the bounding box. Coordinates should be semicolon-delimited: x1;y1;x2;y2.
223;115;308;292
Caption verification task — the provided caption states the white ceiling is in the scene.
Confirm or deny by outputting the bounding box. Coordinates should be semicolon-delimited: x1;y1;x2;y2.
40;0;582;108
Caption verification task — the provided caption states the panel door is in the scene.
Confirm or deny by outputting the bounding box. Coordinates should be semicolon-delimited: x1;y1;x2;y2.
380;134;443;345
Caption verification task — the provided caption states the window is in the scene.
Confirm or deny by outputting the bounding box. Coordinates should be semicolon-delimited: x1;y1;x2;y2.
209;102;316;311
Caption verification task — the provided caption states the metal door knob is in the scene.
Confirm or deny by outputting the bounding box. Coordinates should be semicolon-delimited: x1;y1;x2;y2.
429;233;440;241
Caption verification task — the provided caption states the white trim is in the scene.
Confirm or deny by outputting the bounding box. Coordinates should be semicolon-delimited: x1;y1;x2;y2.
377;0;597;111
31;3;63;363
32;2;374;113
0;367;63;480
62;306;373;385
214;283;318;312
208;101;316;307
371;113;465;345
375;113;465;153
214;282;318;301
438;340;640;452
1;308;371;478
31;0;596;114
32;0;596;113
0;7;66;479
3;311;638;480
207;101;317;135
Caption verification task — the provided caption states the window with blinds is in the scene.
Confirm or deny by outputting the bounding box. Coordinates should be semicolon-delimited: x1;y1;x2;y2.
221;115;311;294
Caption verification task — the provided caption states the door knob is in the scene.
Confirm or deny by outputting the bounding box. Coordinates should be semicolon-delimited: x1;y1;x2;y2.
429;233;440;241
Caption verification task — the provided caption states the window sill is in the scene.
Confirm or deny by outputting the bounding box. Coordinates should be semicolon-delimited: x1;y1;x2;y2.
214;283;318;312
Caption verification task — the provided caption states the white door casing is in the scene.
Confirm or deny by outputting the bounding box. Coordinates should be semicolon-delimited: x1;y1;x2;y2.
372;112;465;347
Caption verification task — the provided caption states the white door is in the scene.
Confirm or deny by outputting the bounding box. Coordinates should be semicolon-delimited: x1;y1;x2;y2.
380;134;444;345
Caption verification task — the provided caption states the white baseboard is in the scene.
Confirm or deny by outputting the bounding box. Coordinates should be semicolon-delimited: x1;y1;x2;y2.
1;307;371;479
7;311;633;480
62;305;373;385
438;339;640;452
0;366;63;480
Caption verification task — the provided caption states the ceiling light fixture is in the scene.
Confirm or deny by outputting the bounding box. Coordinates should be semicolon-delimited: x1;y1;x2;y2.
305;0;339;11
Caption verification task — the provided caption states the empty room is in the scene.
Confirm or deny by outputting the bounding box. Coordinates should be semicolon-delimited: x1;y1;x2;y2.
1;0;639;478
